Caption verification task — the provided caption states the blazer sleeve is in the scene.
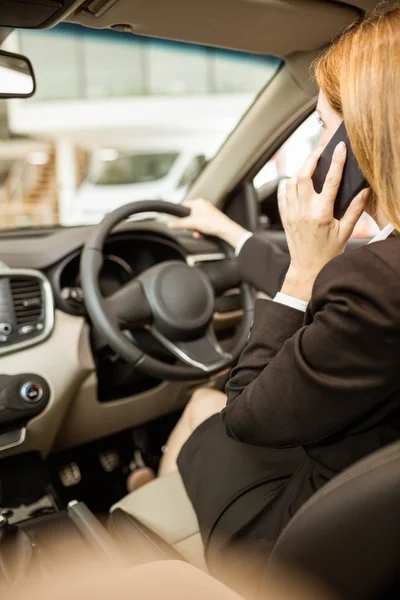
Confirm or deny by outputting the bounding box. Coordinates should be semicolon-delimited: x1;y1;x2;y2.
223;246;400;448
236;233;290;297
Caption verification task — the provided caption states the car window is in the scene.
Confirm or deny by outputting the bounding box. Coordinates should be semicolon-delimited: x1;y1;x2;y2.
88;152;179;186
0;25;282;229
177;155;208;189
253;112;378;238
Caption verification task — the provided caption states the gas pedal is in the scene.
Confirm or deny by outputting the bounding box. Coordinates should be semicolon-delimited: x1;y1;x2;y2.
127;449;147;475
133;449;146;469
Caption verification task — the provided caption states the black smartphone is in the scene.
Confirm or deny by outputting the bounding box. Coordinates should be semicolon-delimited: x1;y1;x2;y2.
312;122;368;219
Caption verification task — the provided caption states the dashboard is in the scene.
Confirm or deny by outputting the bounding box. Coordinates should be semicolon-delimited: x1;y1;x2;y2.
0;220;233;320
0;221;243;459
0;222;242;362
48;232;187;317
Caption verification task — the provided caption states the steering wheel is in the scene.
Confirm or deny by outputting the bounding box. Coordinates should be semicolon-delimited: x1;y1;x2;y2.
80;201;254;381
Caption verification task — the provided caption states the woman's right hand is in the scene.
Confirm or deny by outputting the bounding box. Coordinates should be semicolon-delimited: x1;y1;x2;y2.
168;199;249;249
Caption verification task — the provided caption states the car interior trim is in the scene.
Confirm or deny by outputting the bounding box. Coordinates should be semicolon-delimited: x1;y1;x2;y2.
149;326;231;373
0;267;54;357
186;253;226;267
66;0;360;57
0;427;26;451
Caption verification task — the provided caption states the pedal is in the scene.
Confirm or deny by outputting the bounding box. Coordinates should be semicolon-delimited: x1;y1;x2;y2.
58;462;81;487
99;450;120;473
133;449;146;469
126;449;147;476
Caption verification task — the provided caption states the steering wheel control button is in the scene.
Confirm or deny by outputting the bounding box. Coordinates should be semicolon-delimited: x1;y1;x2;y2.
20;382;43;403
0;323;12;336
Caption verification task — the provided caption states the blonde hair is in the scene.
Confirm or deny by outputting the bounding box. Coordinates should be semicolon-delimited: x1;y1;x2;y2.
314;4;400;229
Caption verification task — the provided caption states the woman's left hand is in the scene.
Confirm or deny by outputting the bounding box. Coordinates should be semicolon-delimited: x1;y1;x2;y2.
279;142;369;302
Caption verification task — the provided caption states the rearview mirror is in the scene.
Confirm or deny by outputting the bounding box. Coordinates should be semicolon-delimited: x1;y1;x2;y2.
0;50;35;98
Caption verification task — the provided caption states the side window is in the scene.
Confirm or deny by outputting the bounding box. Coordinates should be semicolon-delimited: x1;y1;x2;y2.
254;113;320;190
178;155;207;189
253;112;378;238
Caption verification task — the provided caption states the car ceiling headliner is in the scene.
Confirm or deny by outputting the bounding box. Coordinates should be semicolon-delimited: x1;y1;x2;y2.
0;1;389;57
63;0;384;57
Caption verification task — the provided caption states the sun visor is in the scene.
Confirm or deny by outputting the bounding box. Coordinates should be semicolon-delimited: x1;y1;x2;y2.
0;0;81;28
67;0;361;57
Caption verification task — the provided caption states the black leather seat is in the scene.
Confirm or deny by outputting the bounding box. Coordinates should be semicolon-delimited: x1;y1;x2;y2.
268;439;400;600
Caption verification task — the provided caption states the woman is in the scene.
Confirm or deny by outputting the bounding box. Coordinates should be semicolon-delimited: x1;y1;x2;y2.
127;199;291;490
132;4;400;591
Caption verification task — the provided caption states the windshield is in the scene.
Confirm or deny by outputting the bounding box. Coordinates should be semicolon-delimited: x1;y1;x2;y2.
0;25;282;229
88;152;180;186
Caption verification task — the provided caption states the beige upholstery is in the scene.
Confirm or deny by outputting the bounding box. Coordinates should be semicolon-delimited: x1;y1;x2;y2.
111;471;207;571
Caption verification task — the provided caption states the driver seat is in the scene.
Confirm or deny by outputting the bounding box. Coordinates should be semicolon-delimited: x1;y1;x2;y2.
110;472;205;569
110;439;400;599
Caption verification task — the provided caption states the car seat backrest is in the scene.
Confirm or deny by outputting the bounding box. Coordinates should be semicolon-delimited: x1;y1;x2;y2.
269;440;400;600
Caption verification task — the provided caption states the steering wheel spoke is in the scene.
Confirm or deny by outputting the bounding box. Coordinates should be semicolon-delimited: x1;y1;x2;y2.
150;326;232;372
105;279;152;328
194;258;241;297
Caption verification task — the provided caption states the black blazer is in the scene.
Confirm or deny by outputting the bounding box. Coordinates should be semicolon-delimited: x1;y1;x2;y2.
223;236;400;541
236;232;290;297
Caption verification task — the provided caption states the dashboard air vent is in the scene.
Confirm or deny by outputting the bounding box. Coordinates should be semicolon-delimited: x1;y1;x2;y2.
10;277;43;326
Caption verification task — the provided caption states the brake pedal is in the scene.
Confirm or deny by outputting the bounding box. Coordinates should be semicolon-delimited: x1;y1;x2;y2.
59;462;81;487
99;450;120;473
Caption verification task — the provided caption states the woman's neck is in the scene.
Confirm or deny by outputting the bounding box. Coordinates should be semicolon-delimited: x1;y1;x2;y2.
366;206;388;230
375;212;389;230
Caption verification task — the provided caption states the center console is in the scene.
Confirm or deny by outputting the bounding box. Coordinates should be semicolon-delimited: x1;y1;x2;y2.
0;372;50;454
0;266;54;452
0;500;126;587
0;443;125;583
0;366;126;581
0;449;180;587
0;373;50;427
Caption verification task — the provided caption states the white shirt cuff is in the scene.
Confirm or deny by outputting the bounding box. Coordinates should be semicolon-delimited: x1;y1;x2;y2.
273;292;308;312
235;232;253;256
